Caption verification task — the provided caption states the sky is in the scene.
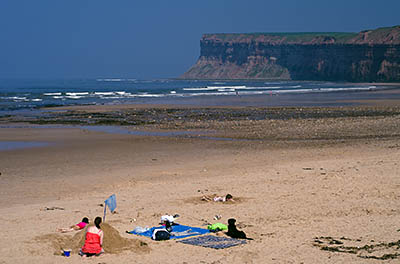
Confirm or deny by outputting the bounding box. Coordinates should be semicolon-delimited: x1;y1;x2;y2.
0;0;399;79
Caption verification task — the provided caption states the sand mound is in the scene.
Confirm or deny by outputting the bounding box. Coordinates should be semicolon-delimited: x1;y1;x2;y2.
35;222;150;255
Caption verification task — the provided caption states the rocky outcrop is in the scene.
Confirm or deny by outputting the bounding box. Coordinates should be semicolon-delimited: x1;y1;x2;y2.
181;26;400;82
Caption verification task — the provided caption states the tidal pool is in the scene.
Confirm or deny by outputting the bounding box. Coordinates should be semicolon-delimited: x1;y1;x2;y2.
0;141;48;151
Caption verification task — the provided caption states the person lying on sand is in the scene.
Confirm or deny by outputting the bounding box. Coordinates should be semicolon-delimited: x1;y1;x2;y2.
57;217;89;233
79;217;104;257
202;193;234;202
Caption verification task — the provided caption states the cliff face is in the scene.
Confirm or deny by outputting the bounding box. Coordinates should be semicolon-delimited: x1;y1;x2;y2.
181;26;400;82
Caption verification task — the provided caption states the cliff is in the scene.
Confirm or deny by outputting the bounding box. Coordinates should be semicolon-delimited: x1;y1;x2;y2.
181;26;400;82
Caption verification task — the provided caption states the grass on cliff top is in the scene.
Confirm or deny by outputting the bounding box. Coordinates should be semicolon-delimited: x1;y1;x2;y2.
204;32;357;43
204;25;400;44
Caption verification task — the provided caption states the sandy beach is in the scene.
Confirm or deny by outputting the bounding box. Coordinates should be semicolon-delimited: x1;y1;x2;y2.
1;103;400;263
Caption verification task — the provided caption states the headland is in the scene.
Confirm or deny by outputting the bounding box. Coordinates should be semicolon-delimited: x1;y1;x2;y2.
181;25;400;82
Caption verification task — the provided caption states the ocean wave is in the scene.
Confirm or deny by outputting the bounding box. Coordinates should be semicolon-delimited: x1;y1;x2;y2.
94;92;115;96
182;86;376;95
65;96;85;99
135;94;165;97
188;92;237;96
99;96;124;99
231;85;302;90
66;92;89;96
274;89;312;94
314;86;375;92
233;86;281;90
96;78;138;82
232;90;277;95
183;86;246;91
182;85;304;91
1;96;29;101
43;92;62;96
96;78;123;82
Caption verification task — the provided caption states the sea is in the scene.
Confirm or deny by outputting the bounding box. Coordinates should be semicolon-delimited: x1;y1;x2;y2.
1;78;400;115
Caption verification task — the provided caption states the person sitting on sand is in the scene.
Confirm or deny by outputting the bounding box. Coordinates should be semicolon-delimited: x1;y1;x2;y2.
226;218;252;240
160;214;179;232
202;194;234;202
57;217;89;233
79;217;104;257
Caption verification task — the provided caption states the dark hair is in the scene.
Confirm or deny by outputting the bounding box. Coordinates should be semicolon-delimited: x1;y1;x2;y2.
225;194;233;200
164;221;172;232
228;218;236;225
94;217;102;229
82;217;89;224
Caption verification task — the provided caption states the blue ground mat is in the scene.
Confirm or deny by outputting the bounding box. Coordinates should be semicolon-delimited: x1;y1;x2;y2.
178;235;247;249
127;224;210;239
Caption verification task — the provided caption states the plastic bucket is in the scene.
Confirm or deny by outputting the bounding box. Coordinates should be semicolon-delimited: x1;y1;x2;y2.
63;249;71;257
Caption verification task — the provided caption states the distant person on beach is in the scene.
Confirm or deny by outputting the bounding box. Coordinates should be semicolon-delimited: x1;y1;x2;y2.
80;217;104;257
57;217;89;233
202;193;234;202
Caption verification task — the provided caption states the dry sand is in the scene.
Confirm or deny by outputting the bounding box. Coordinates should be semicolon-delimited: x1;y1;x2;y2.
1;104;400;263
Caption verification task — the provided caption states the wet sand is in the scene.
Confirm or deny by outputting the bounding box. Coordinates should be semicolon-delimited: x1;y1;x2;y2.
0;103;400;263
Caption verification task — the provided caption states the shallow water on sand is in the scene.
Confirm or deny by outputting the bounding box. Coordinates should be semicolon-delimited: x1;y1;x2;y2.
0;125;245;147
0;141;48;151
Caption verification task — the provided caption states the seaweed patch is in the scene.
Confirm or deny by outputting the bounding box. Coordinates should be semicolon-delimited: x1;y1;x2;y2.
313;236;400;260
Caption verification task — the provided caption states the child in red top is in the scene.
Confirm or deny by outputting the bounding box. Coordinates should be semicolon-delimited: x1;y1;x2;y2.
80;217;104;257
57;217;89;233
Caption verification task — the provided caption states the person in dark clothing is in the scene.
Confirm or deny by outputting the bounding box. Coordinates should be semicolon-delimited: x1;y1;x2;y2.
226;218;253;240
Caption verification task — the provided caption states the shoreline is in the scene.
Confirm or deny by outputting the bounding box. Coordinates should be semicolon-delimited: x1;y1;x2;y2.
1;80;400;115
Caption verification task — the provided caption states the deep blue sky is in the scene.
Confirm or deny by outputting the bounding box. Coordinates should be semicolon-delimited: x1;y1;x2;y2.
0;0;399;79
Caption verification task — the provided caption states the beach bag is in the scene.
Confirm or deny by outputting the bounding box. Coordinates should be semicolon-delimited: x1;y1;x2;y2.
152;228;171;241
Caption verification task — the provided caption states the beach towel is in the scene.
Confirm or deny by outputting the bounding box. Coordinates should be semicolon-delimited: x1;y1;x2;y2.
178;235;247;249
127;224;209;239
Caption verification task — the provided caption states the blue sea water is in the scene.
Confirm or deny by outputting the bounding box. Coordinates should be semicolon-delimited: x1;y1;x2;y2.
0;78;399;114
